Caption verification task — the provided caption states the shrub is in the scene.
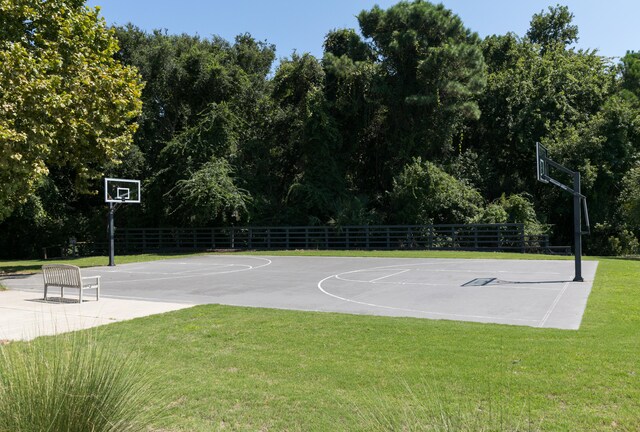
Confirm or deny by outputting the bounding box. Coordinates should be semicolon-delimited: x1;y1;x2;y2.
389;158;484;225
476;193;548;235
591;222;639;256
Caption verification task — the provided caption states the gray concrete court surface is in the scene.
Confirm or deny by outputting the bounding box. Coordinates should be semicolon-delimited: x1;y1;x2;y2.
1;255;599;340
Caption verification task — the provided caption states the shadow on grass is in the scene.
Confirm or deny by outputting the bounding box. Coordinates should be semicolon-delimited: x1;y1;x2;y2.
0;258;94;274
608;254;640;261
1;265;42;274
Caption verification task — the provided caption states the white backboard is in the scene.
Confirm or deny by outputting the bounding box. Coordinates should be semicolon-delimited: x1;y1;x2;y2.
104;178;141;203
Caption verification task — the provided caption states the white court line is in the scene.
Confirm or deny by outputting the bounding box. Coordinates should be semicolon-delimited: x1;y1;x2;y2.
173;264;239;275
2;258;272;288
96;263;241;274
368;269;410;282
97;264;244;275
102;258;271;284
317;275;538;323
335;274;447;286
538;282;570;327
158;261;242;267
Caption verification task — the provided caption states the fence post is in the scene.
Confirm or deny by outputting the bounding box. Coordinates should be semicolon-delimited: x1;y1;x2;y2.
285;227;290;249
429;225;433;249
386;227;390;250
450;226;455;249
474;226;478;250
365;226;370;249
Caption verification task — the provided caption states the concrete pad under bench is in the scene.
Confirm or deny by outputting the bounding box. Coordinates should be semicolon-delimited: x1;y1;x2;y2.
0;290;193;341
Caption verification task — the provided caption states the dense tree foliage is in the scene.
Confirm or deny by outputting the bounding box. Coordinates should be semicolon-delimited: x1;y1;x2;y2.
3;0;640;257
0;0;142;222
351;1;486;189
526;4;578;52
464;8;640;252
389;157;483;225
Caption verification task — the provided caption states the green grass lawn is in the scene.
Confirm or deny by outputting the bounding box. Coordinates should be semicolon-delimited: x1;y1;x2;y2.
2;251;639;430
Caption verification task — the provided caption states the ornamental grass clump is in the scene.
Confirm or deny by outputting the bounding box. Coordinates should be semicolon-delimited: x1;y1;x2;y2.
0;332;156;432
355;380;543;432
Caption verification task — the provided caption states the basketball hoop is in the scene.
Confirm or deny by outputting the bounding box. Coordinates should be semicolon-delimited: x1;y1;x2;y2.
534;143;589;282
104;177;141;266
105;178;140;203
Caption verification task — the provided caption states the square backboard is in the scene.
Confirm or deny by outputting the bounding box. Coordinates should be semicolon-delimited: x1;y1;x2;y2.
536;142;549;184
104;178;141;203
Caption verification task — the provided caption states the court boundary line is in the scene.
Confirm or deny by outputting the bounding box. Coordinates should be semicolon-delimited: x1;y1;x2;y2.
538;282;571;327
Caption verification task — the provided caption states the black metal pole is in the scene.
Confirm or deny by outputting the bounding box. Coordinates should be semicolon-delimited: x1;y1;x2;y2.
108;202;115;267
573;172;583;282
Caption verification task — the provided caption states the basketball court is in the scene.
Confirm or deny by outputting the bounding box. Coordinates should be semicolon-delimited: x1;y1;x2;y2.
2;255;599;339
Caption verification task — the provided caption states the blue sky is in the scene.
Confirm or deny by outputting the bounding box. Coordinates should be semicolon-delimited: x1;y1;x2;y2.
88;0;638;62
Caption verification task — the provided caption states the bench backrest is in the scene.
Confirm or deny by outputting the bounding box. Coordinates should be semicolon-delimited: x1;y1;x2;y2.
42;264;82;288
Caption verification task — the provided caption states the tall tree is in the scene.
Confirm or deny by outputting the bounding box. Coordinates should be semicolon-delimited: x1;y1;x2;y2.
526;4;578;52
322;30;383;202
260;53;342;224
113;27;275;225
113;27;274;171
0;0;143;221
323;1;486;197
620;51;640;101
472;32;611;198
469;6;640;250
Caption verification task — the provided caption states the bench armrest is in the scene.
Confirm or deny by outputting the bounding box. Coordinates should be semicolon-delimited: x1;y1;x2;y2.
81;275;101;285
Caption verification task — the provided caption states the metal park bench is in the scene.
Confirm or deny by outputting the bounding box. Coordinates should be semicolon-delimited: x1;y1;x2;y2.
42;264;100;303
